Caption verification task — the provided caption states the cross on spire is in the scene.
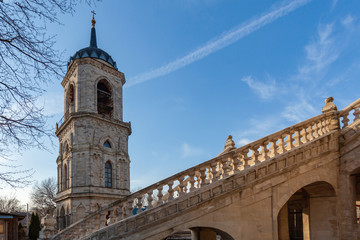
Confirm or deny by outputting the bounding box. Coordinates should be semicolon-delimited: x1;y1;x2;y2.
91;10;96;28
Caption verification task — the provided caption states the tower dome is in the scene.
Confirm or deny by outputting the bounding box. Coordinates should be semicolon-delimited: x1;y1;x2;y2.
67;14;117;69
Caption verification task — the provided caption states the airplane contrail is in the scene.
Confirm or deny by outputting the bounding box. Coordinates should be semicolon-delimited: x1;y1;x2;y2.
127;0;312;87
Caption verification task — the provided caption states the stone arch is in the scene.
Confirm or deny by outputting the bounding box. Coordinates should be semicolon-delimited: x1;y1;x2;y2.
164;227;234;240
60;206;66;229
277;181;338;240
349;167;360;225
96;78;113;117
273;170;338;217
99;136;115;150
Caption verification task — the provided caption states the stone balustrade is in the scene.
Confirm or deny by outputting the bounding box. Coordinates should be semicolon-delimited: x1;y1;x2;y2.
52;109;338;240
339;98;360;129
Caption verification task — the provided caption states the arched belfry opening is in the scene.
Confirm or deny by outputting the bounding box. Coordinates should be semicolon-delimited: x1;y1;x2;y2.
97;79;113;116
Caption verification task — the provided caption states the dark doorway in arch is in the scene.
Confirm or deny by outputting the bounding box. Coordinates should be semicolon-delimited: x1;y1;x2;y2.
97;80;113;116
278;181;338;240
165;227;234;240
350;168;360;224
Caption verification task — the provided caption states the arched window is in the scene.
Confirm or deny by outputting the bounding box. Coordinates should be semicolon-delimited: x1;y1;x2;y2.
69;84;74;103
97;80;113;116
60;207;66;229
103;140;111;148
64;164;68;189
105;161;112;188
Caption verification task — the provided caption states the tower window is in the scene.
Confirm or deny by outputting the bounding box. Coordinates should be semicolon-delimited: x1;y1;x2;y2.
69;84;74;103
105;161;112;188
64;164;68;190
103;140;111;148
97;80;113;116
60;207;66;229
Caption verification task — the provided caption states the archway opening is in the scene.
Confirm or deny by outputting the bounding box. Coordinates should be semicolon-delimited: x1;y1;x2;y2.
165;227;234;240
350;168;360;225
278;181;337;240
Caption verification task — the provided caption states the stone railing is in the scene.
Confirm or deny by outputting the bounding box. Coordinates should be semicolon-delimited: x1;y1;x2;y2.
339;98;360;129
52;110;336;240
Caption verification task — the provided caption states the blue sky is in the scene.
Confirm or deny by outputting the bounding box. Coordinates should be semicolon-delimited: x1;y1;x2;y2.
2;0;360;206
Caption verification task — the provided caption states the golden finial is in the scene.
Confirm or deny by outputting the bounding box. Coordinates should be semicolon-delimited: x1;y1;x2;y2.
91;10;96;28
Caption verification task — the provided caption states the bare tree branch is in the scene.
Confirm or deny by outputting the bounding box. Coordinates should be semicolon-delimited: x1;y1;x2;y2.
0;0;97;188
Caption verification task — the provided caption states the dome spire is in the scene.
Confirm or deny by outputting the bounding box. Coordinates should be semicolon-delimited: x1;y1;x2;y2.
90;10;97;48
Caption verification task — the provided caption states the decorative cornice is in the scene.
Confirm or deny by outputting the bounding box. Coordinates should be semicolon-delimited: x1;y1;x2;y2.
62;58;125;87
55;112;131;137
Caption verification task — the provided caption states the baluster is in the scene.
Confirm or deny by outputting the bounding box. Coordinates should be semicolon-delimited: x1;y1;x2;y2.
354;107;360;121
233;153;242;172
199;167;208;187
136;195;143;213
194;172;200;188
305;126;312;141
322;119;328;133
259;141;268;161
210;162;218;182
188;173;196;192
313;122;319;138
299;127;306;144
221;158;229;177
270;139;278;157
278;135;285;154
177;176;186;197
167;182;174;200
125;199;133;217
251;145;260;164
157;185;164;204
293;129;300;147
242;149;251;168
115;203;123;221
146;189;154;209
318;120;323;135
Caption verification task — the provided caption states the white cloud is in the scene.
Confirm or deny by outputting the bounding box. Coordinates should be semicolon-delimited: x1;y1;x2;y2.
341;14;357;28
331;0;338;11
181;143;204;158
297;23;339;81
232;116;283;146
241;75;277;100
238;138;252;146
127;0;312;87
281;96;317;122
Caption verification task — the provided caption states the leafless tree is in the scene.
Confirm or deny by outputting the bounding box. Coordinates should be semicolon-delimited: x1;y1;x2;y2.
30;177;57;217
0;194;24;212
0;0;95;188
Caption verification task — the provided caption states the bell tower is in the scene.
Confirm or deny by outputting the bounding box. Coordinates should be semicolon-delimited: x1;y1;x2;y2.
55;14;131;229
